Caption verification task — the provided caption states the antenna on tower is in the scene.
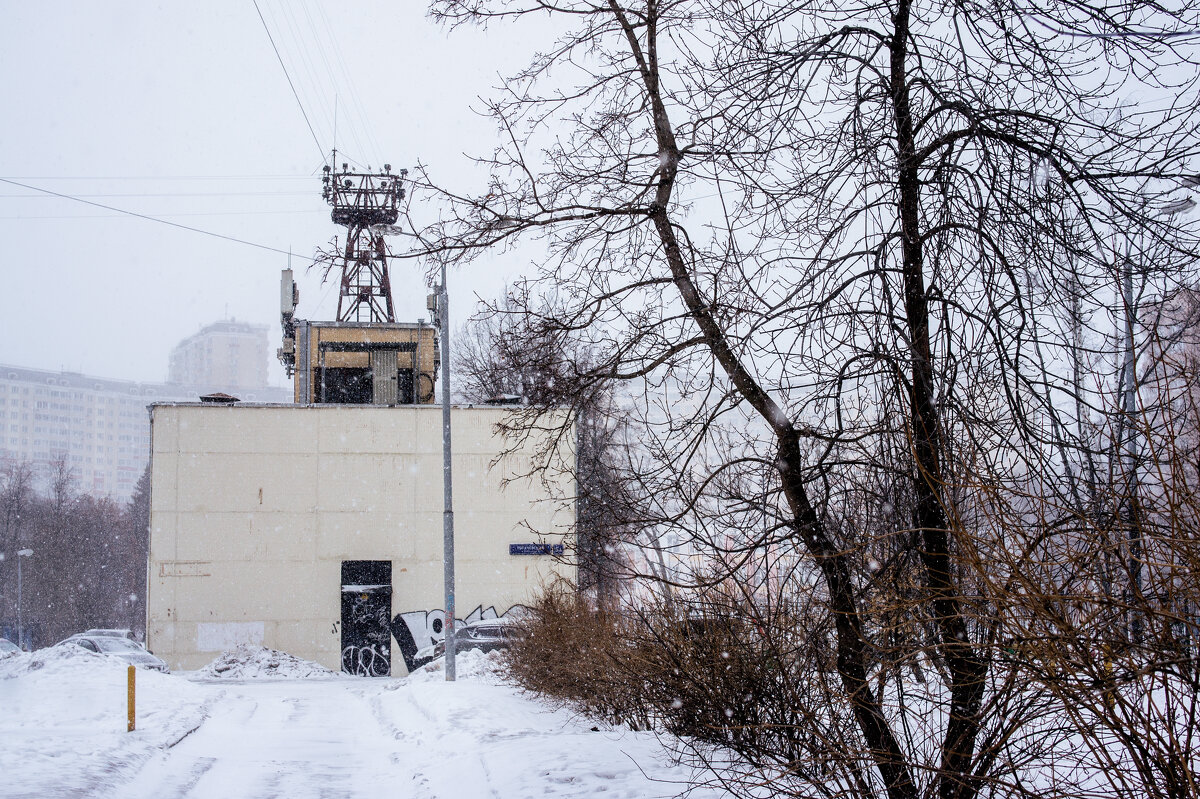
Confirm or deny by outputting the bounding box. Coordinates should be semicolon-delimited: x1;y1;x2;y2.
320;152;408;323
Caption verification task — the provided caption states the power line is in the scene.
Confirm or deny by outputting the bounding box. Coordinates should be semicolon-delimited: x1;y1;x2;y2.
0;209;325;220
1;190;315;199
253;0;327;165
314;0;384;166
0;175;312;181
0;177;293;255
272;1;333;148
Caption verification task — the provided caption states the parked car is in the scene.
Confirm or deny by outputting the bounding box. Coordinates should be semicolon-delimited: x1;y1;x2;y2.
78;628;136;640
60;634;169;673
0;637;20;654
432;618;521;658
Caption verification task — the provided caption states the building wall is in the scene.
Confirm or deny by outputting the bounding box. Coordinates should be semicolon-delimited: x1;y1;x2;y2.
0;365;189;500
169;320;270;389
0;364;289;502
147;403;575;674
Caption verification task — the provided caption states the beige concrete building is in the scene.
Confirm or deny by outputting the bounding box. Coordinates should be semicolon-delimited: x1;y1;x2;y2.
147;402;575;675
277;267;441;408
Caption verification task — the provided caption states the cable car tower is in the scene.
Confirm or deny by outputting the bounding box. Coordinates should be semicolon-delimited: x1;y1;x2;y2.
321;152;407;323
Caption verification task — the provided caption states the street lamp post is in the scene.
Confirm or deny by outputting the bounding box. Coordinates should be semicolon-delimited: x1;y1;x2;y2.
1120;254;1144;645
16;548;31;651
436;260;457;682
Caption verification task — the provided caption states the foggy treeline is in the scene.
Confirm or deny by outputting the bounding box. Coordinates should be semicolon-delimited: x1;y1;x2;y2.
0;459;149;648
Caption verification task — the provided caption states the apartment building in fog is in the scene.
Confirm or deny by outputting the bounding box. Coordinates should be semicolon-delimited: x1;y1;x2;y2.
1;321;288;502
0;366;190;500
168;319;270;390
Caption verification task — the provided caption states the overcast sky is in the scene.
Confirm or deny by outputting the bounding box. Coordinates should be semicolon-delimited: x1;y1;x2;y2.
0;2;539;386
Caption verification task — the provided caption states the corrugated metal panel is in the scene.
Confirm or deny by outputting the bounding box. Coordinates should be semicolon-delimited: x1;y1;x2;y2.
371;349;399;405
298;322;311;403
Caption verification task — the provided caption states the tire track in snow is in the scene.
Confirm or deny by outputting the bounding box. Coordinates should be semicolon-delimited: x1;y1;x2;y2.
111;682;410;799
79;687;226;799
83;663;734;799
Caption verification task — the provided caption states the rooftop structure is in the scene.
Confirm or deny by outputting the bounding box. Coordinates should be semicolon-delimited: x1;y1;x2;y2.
278;270;439;405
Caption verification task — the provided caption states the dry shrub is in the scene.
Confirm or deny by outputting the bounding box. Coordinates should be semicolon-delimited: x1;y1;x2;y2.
627;596;857;778
504;580;844;776
502;580;652;729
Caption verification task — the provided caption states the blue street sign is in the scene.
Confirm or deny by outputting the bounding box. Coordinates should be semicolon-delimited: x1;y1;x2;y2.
509;543;564;556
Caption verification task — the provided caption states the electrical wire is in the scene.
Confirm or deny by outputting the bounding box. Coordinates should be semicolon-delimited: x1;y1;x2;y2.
0;209;325;220
252;0;385;170
273;1;336;151
256;1;371;168
314;8;377;167
0;190;315;199
304;3;354;155
0;177;293;255
253;0;327;165
0;175;311;181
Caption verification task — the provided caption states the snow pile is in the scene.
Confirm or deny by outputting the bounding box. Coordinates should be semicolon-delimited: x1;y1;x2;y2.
377;649;726;798
197;644;341;680
0;642;214;799
0;640;111;678
408;646;506;683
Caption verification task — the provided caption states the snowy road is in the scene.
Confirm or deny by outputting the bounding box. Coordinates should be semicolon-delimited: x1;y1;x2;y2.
115;682;404;799
2;648;727;799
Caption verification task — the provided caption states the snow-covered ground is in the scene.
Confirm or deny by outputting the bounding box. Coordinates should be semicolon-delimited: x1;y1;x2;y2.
1;645;729;799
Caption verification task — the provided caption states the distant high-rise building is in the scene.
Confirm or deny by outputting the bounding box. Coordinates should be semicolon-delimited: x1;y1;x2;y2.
0;366;193;500
168;319;269;390
1;322;288;502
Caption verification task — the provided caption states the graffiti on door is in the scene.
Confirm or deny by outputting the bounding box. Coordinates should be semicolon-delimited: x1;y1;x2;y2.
340;560;392;677
340;642;390;677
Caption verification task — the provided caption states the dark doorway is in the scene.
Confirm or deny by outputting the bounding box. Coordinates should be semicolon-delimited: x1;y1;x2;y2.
340;560;392;676
321;367;373;403
397;368;414;404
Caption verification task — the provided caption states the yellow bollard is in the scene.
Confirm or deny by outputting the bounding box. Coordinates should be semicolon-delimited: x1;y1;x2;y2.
127;665;136;732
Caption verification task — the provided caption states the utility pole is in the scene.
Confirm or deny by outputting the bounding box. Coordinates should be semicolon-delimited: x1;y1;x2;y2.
1121;255;1143;645
435;262;456;681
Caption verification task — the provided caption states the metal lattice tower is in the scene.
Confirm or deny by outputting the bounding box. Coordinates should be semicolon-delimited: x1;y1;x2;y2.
321;154;407;323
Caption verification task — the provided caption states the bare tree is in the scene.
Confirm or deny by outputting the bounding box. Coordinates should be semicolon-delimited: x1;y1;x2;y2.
0;458;34;632
403;1;1200;797
0;459;33;546
456;290;642;607
121;464;151;638
5;460;152;646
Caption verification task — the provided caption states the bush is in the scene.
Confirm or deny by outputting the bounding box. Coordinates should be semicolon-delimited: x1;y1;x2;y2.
504;581;844;776
502;581;652;729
